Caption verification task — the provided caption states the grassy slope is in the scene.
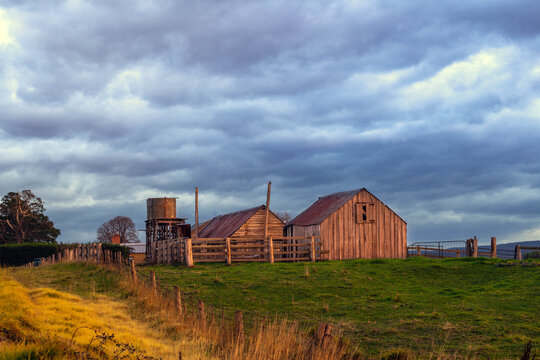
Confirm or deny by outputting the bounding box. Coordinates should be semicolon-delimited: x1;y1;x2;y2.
143;257;540;358
1;265;212;360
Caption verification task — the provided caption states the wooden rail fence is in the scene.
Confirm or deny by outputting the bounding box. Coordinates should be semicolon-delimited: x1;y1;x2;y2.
148;236;322;266
23;243;127;267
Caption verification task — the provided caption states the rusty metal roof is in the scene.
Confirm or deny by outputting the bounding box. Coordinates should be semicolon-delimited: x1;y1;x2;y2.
198;205;264;238
287;188;365;227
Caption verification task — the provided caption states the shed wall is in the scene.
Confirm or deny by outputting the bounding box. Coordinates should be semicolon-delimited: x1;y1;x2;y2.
287;189;406;260
231;208;284;239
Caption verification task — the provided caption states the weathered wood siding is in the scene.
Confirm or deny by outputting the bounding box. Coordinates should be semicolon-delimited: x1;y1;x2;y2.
287;189;407;260
231;208;284;239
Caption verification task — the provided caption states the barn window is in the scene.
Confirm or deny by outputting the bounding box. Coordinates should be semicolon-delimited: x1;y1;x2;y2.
356;202;374;223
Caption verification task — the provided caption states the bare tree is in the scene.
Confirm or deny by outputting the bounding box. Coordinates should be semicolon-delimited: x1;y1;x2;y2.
97;216;138;243
275;211;292;224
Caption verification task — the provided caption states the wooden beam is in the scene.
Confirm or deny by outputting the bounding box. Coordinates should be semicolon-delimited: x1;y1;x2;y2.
268;237;274;264
194;187;199;239
185;238;194;267
264;181;271;240
226;237;232;265
174;286;183;317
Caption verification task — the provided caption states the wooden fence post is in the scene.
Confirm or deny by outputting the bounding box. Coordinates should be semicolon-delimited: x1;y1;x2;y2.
235;311;244;342
97;243;102;263
515;245;522;260
315;322;333;347
198;300;206;322
268;237;274;264
185;238;194;267
472;236;478;258
310;235;316;262
416;245;421;256
174;286;183;317
466;239;472;257
130;261;137;284
491;237;497;258
225;237;232;266
150;271;157;294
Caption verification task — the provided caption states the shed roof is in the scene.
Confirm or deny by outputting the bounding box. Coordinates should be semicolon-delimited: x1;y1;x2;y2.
287;189;364;227
287;188;406;226
123;243;146;254
198;205;265;238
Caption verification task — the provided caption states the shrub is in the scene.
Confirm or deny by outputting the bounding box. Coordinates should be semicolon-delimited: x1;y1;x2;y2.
524;251;540;259
101;243;131;259
0;243;57;266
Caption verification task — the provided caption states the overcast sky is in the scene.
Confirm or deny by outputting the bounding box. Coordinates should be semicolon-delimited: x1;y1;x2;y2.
1;0;540;245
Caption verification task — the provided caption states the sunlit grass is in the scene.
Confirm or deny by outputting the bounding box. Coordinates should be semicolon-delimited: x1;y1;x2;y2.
0;269;211;359
5;259;539;359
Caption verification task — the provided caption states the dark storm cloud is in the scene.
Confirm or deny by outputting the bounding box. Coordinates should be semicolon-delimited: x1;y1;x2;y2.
1;0;539;244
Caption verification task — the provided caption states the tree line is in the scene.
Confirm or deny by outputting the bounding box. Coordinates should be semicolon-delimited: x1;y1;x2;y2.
1;190;138;245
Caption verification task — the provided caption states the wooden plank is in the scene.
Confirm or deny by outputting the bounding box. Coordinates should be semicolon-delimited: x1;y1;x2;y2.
231;258;267;262
230;244;266;249
275;257;312;262
276;251;310;255
192;244;226;249
231;251;267;256
193;253;226;258
273;243;311;249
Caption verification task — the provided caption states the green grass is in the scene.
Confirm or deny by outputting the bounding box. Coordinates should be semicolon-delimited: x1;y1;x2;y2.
139;257;539;358
7;258;539;359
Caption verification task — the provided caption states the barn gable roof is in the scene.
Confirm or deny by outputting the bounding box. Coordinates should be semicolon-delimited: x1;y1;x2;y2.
197;205;267;238
287;188;406;227
287;189;363;227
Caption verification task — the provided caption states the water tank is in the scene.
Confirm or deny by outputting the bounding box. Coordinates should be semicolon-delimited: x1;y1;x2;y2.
146;198;176;220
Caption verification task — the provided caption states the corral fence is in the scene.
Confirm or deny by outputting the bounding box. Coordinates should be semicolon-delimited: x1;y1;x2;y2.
148;236;322;266
408;237;539;260
23;243;127;267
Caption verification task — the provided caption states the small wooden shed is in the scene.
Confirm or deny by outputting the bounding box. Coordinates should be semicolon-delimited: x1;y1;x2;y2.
198;205;284;239
285;188;407;260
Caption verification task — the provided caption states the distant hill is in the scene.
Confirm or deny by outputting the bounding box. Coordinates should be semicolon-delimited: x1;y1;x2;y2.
493;240;540;257
493;240;540;250
409;240;540;259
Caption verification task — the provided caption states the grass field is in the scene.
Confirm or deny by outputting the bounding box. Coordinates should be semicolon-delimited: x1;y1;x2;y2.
4;257;539;359
0;266;211;360
141;257;540;358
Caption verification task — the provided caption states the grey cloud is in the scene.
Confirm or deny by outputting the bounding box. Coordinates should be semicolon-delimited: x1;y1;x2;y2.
1;0;539;244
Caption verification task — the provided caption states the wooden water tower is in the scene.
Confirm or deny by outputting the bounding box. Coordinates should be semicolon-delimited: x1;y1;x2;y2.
145;197;191;260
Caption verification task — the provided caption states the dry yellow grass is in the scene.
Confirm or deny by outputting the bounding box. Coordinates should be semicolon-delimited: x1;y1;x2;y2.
0;269;212;359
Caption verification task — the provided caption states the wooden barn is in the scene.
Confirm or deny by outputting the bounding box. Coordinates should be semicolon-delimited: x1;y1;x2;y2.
198;205;284;239
285;188;407;260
